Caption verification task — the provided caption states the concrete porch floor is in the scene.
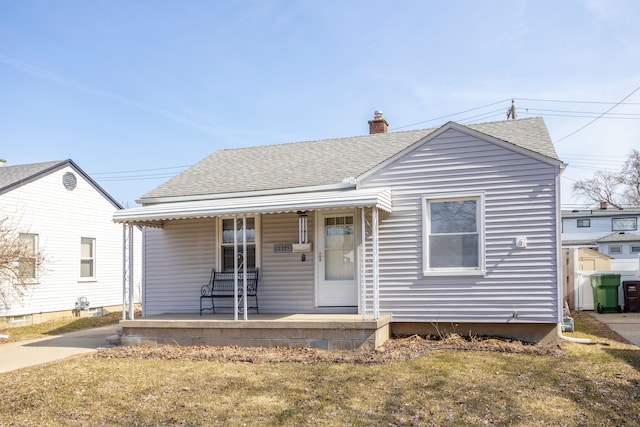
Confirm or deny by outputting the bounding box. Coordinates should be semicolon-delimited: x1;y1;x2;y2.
119;313;392;351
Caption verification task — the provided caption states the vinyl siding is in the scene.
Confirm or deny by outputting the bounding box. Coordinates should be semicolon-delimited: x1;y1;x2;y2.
143;218;216;315
143;212;356;314
361;128;560;323
259;212;316;312
0;166;135;316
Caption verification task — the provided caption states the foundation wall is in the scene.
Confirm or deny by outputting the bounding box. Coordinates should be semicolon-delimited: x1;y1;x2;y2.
121;315;392;351
391;322;558;344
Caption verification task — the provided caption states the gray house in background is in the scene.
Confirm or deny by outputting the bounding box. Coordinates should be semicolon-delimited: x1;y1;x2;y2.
562;206;640;258
115;114;564;345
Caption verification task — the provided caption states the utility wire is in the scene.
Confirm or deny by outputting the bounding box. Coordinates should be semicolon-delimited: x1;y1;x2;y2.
91;165;191;176
390;99;511;131
555;84;640;143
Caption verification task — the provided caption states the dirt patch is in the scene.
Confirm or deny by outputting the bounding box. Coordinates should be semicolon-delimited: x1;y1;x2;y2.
95;333;562;364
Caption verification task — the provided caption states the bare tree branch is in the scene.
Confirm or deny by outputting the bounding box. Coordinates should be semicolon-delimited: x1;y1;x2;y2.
620;149;640;207
0;216;47;312
572;170;624;208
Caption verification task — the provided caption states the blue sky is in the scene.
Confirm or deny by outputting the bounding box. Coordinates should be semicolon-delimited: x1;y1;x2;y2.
1;0;639;208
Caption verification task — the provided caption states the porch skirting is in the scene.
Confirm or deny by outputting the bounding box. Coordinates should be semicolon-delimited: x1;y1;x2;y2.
119;314;392;351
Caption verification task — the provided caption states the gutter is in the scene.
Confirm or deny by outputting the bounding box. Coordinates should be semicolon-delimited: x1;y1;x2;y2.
137;178;358;205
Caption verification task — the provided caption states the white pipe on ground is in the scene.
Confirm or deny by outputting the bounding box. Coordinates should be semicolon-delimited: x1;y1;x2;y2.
557;323;592;344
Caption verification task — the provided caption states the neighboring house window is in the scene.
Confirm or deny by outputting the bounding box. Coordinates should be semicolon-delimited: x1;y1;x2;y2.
423;194;484;275
612;217;637;231
577;219;590;228
608;245;622;255
220;217;258;271
631;245;640;254
18;233;38;279
80;237;96;278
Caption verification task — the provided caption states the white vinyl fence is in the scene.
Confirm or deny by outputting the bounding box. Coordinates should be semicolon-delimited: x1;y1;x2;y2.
574;256;640;311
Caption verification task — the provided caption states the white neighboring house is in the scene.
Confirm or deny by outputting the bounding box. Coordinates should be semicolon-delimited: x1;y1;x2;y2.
0;159;141;326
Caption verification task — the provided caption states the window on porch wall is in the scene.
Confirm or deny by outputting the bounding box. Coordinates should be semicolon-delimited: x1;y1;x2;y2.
221;217;256;272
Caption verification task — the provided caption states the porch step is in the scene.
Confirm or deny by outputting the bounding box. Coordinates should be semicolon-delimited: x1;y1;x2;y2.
104;327;123;346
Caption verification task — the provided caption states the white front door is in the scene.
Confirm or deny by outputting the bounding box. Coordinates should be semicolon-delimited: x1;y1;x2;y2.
317;212;358;306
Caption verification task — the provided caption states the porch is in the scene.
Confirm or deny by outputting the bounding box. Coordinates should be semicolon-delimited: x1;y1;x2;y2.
119;313;392;351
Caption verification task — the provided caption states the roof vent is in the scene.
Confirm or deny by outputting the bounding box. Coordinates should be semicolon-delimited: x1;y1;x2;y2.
63;172;77;190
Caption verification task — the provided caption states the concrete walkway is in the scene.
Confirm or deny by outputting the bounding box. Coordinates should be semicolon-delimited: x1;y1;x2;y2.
0;324;118;373
590;312;640;347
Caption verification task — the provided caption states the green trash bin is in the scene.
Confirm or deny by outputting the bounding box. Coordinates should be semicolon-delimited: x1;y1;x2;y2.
590;273;622;313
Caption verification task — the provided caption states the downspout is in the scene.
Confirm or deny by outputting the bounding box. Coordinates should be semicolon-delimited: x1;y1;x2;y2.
554;165;590;343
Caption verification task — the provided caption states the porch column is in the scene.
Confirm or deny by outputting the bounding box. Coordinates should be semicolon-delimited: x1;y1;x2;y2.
242;216;248;320
232;216;249;321
122;224;127;320
360;208;367;320
233;216;239;321
128;223;135;320
372;207;380;320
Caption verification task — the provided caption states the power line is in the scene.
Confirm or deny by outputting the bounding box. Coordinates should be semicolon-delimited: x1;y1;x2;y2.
555;84;640;143
517;97;640;105
91;165;191;176
390;99;511;131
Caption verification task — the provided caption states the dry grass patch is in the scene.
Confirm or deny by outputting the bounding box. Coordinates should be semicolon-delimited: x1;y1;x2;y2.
1;312;639;426
0;311;121;343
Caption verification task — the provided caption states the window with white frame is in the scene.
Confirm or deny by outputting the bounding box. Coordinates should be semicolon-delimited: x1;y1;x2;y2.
423;194;483;274
220;217;258;272
80;237;96;279
612;217;637;231
18;233;38;279
608;245;622;255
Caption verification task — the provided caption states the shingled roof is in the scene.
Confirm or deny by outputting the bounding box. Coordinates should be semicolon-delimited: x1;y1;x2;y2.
142;117;558;201
0;159;122;208
0;160;65;194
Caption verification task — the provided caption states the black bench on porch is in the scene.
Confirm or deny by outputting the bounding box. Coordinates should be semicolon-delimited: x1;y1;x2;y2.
200;268;260;315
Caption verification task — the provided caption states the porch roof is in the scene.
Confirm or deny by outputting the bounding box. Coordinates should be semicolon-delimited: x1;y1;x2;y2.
113;187;392;226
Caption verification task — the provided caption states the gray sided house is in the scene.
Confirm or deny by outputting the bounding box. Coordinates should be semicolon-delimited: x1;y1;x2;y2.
115;115;564;345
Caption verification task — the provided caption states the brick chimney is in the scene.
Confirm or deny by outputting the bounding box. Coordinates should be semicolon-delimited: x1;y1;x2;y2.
600;201;608;210
368;110;388;134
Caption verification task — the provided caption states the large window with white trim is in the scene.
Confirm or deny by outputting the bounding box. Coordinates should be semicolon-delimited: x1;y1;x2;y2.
220;217;258;272
423;194;484;274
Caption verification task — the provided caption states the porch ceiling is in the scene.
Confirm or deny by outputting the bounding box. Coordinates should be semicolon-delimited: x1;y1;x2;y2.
113;187;392;226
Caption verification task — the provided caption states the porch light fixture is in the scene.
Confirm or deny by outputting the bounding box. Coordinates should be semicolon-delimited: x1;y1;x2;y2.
293;211;312;252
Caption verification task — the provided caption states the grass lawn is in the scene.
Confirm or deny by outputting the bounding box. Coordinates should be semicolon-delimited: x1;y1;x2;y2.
1;313;639;426
0;312;121;343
